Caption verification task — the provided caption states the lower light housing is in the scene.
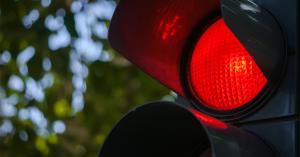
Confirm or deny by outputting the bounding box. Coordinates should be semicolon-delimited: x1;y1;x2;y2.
189;18;267;111
99;102;274;157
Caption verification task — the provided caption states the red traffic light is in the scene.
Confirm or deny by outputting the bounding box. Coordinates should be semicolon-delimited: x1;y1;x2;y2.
108;0;285;118
189;18;267;111
103;0;296;156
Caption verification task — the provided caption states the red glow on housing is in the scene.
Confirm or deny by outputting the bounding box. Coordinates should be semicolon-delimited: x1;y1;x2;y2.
159;16;181;40
109;0;220;95
190;19;267;111
191;109;227;129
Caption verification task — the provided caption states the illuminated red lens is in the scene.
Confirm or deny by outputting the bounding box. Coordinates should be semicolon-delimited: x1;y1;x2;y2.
190;19;267;111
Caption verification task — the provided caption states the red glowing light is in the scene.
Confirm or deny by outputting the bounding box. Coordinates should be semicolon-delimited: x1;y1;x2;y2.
191;109;227;129
190;19;267;111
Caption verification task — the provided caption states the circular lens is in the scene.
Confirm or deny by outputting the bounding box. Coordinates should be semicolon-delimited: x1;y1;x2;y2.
189;18;267;111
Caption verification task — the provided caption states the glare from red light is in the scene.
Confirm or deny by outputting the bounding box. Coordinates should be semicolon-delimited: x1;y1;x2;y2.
191;109;227;129
190;19;267;111
158;15;181;40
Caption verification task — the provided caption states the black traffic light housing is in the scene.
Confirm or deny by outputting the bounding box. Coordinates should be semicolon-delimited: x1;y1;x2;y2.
99;0;299;157
99;102;274;157
220;1;298;156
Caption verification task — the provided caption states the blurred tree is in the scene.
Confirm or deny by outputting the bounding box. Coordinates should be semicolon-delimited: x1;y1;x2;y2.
0;0;172;156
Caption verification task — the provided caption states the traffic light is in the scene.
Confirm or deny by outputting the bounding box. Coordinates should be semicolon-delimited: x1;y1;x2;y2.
99;0;298;157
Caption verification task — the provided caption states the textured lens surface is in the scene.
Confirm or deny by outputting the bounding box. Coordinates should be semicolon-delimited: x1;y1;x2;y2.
190;19;267;111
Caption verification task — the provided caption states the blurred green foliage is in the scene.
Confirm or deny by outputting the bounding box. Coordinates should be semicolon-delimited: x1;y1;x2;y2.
0;0;171;156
